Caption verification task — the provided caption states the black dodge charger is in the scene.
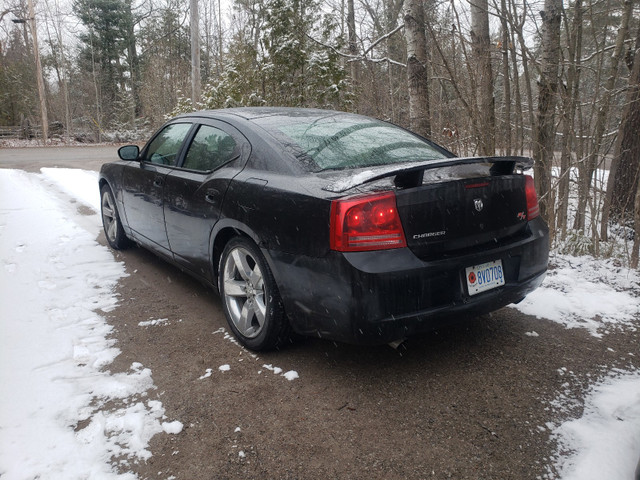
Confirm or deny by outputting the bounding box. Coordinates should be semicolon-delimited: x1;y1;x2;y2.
99;107;549;350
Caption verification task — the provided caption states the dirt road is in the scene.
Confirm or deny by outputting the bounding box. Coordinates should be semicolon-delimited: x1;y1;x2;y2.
2;146;638;479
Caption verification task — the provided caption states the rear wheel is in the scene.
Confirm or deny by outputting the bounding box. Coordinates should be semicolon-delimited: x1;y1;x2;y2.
219;237;291;351
100;184;131;250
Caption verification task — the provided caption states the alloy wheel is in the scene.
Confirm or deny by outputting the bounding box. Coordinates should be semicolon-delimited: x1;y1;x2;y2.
101;190;117;244
222;247;267;339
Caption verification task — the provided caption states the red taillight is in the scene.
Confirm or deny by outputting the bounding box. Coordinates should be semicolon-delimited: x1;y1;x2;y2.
525;175;540;220
330;192;407;252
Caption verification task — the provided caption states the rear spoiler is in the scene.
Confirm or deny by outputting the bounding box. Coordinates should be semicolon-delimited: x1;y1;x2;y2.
323;156;534;193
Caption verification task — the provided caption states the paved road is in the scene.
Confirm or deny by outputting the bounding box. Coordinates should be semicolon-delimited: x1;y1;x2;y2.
0;145;118;172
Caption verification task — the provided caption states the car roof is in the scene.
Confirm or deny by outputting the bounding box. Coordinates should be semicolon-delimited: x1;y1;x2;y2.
172;107;454;176
176;107;362;124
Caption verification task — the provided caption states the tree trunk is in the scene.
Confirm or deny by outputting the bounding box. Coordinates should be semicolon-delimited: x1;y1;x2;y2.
190;0;201;106
470;0;495;155
510;0;535;152
89;29;102;143
404;0;431;137
43;0;72;136
347;0;359;90
557;0;583;237
27;0;48;144
218;0;223;73
499;0;511;155
532;0;562;229
125;0;141;118
602;23;640;240
507;14;523;154
632;177;640;268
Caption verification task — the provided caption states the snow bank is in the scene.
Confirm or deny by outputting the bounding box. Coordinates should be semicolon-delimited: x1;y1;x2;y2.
511;254;640;336
41;167;101;212
551;371;640;480
0;169;166;479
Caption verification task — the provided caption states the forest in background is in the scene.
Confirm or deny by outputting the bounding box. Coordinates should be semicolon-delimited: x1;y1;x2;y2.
1;0;639;266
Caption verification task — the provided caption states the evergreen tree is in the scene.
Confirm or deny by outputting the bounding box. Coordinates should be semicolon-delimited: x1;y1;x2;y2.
186;0;349;113
74;0;138;126
0;28;38;127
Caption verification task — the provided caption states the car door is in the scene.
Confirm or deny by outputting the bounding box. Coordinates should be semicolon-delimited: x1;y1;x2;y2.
121;122;194;253
163;119;250;281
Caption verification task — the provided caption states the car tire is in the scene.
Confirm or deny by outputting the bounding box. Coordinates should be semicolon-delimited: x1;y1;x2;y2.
100;184;131;250
219;237;291;351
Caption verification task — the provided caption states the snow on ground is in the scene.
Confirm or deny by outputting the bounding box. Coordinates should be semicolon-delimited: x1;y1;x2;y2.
197;328;300;381
261;363;299;381
511;253;640;337
40;167;102;211
0;167;299;479
0;169;175;479
509;253;639;480
546;371;640;480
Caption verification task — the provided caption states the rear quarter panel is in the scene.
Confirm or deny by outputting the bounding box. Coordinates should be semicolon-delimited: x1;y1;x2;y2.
220;168;332;258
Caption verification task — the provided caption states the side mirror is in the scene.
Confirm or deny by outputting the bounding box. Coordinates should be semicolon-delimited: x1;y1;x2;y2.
118;145;140;161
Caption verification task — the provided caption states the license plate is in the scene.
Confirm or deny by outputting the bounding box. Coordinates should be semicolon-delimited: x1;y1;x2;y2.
465;260;505;296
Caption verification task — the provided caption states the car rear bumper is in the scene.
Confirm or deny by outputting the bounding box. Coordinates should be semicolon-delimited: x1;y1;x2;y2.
267;217;549;345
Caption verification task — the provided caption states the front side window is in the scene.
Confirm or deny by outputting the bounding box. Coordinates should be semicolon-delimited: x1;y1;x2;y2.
143;123;192;166
183;125;238;172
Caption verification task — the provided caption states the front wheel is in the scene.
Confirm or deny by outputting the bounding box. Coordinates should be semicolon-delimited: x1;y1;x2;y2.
100;184;131;250
218;237;291;351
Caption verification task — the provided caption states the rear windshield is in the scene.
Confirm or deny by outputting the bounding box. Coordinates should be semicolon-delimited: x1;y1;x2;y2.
255;114;448;172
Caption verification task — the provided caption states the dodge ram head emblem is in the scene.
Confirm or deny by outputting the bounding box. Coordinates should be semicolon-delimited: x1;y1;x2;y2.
474;198;484;212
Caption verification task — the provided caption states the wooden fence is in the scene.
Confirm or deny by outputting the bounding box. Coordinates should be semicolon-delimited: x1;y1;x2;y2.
0;126;22;138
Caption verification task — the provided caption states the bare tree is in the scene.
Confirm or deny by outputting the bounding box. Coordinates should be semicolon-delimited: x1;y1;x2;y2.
190;0;201;104
43;0;71;136
124;0;141;117
508;0;537;152
404;0;430;137
603;22;640;246
498;0;511;155
574;0;633;233
470;0;495;155
532;0;561;229
506;4;523;154
633;181;640;268
556;0;583;237
346;0;358;90
26;0;48;143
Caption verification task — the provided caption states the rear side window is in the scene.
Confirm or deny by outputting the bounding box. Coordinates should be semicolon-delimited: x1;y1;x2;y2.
183;125;238;172
143;123;192;166
266;117;447;172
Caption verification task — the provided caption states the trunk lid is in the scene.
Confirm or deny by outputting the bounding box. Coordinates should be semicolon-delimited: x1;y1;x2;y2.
321;156;534;259
396;174;529;261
